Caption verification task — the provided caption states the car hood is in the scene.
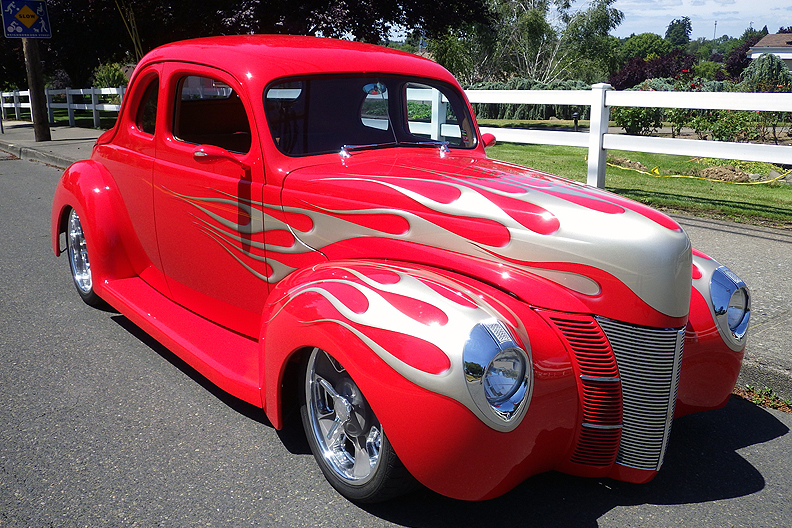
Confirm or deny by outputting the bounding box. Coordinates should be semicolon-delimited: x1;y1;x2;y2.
278;150;691;318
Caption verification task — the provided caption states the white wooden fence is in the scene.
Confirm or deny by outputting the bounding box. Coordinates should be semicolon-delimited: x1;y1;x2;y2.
3;83;791;188
1;87;125;128
467;84;792;187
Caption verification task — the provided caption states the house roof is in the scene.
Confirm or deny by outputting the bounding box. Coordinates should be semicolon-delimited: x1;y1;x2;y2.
750;33;792;49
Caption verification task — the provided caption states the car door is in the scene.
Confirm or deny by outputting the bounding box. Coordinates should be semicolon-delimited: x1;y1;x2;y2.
152;63;271;338
94;64;171;295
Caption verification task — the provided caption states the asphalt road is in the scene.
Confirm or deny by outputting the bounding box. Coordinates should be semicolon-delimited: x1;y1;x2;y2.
1;155;791;527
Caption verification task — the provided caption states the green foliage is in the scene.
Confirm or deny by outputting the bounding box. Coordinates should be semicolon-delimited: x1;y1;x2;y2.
738;53;792;92
693;60;727;80
611;105;663;135
665;17;692;48
430;0;624;83
91;62;128;88
709;111;758;142
740;25;768;43
620;32;672;62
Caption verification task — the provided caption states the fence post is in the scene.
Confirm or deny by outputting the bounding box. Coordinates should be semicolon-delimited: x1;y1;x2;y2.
13;91;21;120
46;88;54;124
587;83;611;189
91;87;100;128
430;88;447;141
66;88;75;126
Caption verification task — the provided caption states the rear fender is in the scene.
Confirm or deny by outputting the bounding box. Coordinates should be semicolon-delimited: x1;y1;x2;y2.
51;160;139;290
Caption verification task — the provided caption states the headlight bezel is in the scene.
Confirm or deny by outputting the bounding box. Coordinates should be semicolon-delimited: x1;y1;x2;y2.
710;265;750;345
463;319;533;430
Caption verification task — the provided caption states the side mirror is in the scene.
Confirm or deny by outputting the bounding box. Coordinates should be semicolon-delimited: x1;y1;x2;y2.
481;133;496;148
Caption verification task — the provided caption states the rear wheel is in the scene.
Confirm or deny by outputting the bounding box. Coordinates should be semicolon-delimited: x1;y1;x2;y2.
66;209;103;307
300;347;416;502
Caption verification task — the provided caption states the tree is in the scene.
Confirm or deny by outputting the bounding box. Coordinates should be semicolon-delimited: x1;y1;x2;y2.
608;49;695;90
740;25;768;42
665;17;692;48
2;0;493;89
724;35;763;79
779;26;792;34
739;52;792;92
619;32;672;62
430;0;624;84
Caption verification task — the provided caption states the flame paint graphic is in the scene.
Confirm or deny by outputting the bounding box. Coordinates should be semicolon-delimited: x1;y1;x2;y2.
168;156;690;317
271;262;524;420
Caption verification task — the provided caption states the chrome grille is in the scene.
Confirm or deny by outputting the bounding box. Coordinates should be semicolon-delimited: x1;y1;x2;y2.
597;318;685;471
541;312;622;467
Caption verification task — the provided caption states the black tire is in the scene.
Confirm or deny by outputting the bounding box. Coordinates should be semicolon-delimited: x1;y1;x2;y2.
65;208;104;307
300;347;417;503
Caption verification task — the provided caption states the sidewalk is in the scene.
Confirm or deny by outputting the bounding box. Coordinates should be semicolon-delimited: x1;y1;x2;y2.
0;120;103;168
2;119;791;400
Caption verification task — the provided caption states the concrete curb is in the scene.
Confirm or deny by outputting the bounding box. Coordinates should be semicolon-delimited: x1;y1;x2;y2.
0;138;74;169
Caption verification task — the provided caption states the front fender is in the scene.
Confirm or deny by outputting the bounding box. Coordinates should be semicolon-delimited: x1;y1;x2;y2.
260;259;578;500
676;252;747;415
51;160;139;291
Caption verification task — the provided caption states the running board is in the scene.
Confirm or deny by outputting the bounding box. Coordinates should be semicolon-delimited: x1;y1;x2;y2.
100;277;262;407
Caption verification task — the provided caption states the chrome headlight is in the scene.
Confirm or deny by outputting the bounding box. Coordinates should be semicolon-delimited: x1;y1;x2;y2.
463;320;532;430
710;265;750;344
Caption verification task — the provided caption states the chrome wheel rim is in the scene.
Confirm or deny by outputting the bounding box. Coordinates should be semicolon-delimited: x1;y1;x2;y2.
67;209;92;294
306;348;381;484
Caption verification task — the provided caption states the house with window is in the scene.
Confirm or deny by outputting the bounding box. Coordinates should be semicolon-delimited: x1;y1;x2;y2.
748;33;792;69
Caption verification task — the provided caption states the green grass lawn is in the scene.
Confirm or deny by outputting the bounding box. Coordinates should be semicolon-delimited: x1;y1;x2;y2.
488;143;792;228
7;108;118;129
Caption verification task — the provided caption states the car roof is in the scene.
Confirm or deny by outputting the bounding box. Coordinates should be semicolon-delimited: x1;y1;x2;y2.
140;35;455;85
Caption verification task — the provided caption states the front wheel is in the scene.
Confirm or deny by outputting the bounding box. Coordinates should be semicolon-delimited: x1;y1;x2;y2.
300;347;416;502
65;208;103;307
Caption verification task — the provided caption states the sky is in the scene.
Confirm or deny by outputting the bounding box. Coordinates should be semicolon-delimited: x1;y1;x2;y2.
583;0;792;41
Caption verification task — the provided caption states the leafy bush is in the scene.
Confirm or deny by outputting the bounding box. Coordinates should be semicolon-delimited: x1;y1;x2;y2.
738;53;792;92
91;62;128;88
612;105;663;135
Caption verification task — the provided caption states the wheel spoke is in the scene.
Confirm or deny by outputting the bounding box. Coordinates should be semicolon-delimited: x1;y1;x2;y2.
305;348;383;484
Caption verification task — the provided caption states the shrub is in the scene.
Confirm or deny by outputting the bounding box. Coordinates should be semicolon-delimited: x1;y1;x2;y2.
612;105;663;135
91;62;128;88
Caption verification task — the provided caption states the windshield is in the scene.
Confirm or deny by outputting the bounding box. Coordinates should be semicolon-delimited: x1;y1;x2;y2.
264;75;477;156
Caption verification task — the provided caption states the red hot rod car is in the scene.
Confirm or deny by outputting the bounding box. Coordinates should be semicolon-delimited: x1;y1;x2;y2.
52;35;750;502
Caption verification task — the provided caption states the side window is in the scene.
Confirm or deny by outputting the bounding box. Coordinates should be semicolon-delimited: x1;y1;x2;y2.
360;82;389;131
405;83;469;146
173;75;251;154
136;78;159;135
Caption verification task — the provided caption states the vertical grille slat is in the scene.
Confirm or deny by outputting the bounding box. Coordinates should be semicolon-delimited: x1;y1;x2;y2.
541;312;622;467
597;318;685;471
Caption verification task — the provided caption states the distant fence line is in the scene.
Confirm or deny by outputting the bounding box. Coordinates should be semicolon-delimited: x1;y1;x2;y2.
1;87;125;128
3;83;791;188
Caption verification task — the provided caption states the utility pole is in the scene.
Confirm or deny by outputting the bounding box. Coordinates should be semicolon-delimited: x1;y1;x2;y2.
22;37;51;141
2;0;53;141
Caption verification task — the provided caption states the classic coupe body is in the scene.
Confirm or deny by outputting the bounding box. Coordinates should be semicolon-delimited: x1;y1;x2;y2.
51;35;749;502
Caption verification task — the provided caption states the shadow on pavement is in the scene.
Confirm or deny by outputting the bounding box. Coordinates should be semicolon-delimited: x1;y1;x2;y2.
364;396;787;527
109;312;788;527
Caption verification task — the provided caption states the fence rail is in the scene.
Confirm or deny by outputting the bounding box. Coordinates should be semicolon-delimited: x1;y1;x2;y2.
1;87;125;128
468;83;792;187
3;83;791;188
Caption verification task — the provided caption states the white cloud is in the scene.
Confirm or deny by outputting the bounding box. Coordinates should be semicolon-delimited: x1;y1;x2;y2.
588;0;790;39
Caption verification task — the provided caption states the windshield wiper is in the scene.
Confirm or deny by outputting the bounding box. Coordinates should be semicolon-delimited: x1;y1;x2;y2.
339;142;398;158
398;141;451;153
